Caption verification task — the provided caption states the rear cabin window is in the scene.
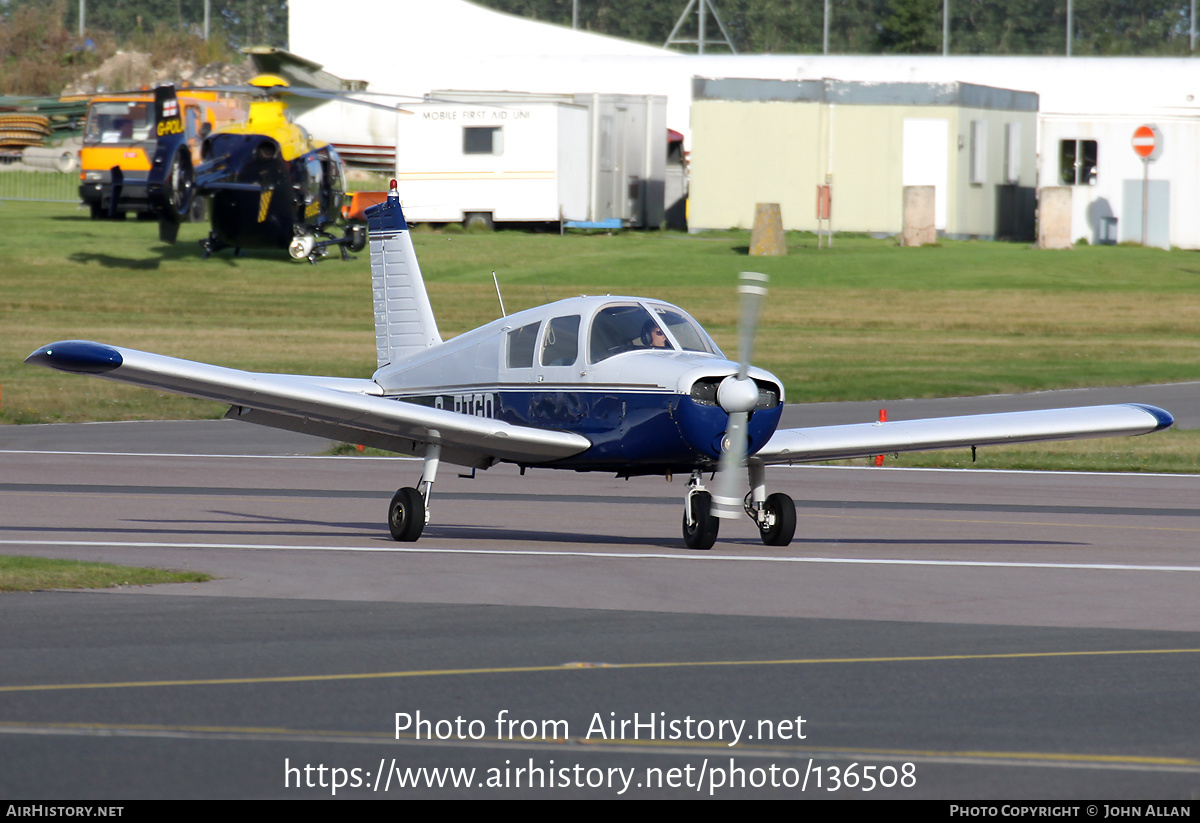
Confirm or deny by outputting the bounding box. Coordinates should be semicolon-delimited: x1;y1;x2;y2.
541;315;580;367
507;321;540;368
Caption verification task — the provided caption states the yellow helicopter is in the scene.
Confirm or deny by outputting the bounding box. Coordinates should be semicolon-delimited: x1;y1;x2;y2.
145;75;402;262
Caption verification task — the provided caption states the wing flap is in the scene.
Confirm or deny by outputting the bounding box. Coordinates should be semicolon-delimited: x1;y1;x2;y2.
27;341;590;465
757;404;1173;464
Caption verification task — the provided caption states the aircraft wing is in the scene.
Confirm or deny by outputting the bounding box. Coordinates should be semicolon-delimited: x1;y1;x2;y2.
26;341;591;468
755;404;1174;464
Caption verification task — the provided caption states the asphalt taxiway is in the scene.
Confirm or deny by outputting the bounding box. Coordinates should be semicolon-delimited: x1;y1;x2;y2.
2;392;1200;799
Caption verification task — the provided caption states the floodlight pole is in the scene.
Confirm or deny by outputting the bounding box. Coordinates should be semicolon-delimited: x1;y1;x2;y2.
78;0;85;37
664;0;737;54
823;0;830;54
1066;0;1073;56
943;0;949;56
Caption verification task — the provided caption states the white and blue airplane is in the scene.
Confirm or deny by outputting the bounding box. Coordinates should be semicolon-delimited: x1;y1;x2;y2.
27;182;1174;549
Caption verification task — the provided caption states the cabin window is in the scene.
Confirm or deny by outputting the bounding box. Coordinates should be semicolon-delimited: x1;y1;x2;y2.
541;315;580;367
589;304;671;363
1059;139;1097;185
464;126;503;156
507;321;540;368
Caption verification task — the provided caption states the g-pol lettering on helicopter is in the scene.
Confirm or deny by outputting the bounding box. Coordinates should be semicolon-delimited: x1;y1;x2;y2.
27;182;1174;549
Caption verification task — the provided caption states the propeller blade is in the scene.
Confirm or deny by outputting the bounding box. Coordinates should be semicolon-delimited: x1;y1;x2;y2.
736;271;768;379
713;271;769;520
713;410;748;519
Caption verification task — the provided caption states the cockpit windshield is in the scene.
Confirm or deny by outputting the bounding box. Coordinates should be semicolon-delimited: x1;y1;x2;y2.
588;302;720;363
648;304;719;355
589;304;671;362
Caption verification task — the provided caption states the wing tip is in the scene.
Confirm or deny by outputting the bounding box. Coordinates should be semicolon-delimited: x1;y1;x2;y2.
25;340;123;375
1127;404;1174;432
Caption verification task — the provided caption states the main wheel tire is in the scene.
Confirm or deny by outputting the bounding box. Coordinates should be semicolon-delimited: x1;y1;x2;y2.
160;147;194;223
759;492;796;547
388;487;425;542
682;491;719;550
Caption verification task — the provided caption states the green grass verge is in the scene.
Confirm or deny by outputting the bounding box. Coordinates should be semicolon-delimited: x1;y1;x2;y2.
3;203;1198;471
0;555;212;592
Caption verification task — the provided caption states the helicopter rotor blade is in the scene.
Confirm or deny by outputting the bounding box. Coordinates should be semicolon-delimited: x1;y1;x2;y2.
712;271;769;520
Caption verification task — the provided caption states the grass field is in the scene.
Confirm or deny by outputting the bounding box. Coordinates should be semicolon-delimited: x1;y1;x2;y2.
3;202;1198;470
0;555;211;592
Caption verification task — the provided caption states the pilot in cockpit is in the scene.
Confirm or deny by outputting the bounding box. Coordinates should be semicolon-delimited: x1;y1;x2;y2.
640;319;670;349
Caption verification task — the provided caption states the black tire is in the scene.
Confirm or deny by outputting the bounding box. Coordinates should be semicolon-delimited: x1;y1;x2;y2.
682;491;719;550
159;147;194;223
759;492;796;547
388;487;425;542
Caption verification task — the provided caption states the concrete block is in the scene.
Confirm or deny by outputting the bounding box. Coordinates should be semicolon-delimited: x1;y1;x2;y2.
749;203;786;256
1037;187;1073;249
902;186;936;247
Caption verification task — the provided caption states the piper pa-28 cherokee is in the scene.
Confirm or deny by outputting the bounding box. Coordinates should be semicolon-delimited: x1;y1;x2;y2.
27;182;1174;549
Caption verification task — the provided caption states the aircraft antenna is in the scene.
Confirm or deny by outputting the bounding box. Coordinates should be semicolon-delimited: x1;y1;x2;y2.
492;270;507;317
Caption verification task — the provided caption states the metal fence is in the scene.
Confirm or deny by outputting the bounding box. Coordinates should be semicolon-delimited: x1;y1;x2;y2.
0;168;80;204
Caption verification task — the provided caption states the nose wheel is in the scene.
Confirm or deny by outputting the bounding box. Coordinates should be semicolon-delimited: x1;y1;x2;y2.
681;467;796;549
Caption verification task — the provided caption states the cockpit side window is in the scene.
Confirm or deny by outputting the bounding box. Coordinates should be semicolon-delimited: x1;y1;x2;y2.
541;315;580;367
651;306;717;354
589;304;672;363
506;321;541;368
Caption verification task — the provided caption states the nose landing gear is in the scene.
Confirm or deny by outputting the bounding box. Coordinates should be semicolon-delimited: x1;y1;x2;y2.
681;465;796;549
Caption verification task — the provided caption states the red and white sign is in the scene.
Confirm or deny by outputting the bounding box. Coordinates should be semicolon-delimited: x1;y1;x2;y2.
1132;125;1162;160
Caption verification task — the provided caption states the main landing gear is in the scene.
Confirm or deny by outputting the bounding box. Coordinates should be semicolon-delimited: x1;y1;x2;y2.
388;444;440;542
681;464;796;550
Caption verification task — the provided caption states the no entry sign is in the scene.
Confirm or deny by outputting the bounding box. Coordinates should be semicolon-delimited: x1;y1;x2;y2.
1132;125;1163;160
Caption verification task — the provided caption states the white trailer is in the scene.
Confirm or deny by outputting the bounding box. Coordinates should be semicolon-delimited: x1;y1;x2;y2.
385;99;586;226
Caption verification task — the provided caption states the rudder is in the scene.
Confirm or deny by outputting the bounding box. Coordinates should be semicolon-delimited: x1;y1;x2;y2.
365;180;442;369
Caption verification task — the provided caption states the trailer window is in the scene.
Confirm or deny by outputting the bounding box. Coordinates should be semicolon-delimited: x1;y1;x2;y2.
1059;140;1097;185
464;126;503;156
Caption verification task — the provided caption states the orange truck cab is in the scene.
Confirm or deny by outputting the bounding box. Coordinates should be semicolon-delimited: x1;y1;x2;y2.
79;90;246;220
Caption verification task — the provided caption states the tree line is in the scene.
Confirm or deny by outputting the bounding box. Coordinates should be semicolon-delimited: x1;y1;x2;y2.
474;0;1199;56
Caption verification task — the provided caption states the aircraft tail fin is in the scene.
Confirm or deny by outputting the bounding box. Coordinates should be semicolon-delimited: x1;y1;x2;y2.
365;180;442;369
